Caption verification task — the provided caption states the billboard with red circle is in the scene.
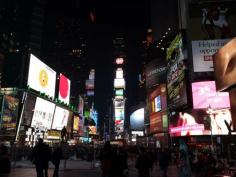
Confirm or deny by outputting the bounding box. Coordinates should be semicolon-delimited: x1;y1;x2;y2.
58;74;71;104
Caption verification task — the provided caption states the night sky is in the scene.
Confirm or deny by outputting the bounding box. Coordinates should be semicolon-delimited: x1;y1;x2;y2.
86;1;150;124
42;0;151;126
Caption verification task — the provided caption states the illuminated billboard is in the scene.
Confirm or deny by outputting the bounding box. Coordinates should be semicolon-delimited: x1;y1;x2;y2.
169;109;233;137
58;74;71;104
130;108;144;130
166;34;188;108
0;96;19;137
114;99;124;108
189;1;236;41
114;78;125;89
73;115;80;133
145;59;166;89
192;39;230;72
115;89;124;96
192;81;230;109
51;106;69;130
31;97;55;132
115;108;124;125
116;68;123;79
27;54;56;98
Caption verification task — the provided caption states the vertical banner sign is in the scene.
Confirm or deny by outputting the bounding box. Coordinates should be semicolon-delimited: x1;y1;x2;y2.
0;96;19;137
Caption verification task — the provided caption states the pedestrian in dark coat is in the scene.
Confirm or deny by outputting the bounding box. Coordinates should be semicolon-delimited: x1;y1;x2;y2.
159;148;171;177
99;141;113;177
52;144;63;177
31;138;51;177
0;144;11;177
135;147;152;177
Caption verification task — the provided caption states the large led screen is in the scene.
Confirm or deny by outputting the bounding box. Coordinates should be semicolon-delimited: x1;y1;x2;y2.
115;89;124;96
51;106;69;130
73;115;80;133
58;74;71;104
166;34;188;108
116;68;123;79
169;109;233;137
192;81;230;109
130;108;144;130
31;97;55;132
22;93;37;126
114;99;124;108
189;1;236;41
114;78;125;89
27;54;56;98
115;108;124;125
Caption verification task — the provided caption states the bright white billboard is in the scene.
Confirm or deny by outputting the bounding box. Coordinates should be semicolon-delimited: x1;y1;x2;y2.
58;74;71;104
114;78;125;89
116;68;123;79
51;106;69;130
27;54;56;98
31;97;55;132
192;39;229;72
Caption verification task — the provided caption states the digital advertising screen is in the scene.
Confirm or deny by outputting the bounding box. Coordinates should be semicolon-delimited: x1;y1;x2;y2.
31;97;55;132
130;108;144;130
27;54;56;98
154;96;161;112
169;109;233;137
189;1;236;41
115;89;124;96
166;34;188;108
73;115;80;133
114;99;125;108
22;93;37;126
114;78;125;89
116;68;124;79
145;59;166;89
51;106;69;130
192;81;230;109
58;74;71;104
149;84;167;113
115;108;124;125
150;112;163;133
0;96;19;137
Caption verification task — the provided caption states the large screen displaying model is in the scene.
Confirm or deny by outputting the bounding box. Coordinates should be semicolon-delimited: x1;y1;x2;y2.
58;74;71;104
51;106;69;130
27;54;56;98
169;109;233;137
192;81;230;109
31;97;55;132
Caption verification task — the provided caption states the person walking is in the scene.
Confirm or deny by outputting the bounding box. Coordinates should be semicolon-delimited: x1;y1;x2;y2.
178;139;191;177
159;147;171;177
31;138;51;177
135;147;152;177
0;143;11;177
52;144;63;177
99;141;113;177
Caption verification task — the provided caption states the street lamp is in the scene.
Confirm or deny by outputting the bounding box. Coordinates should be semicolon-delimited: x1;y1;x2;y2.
206;105;214;151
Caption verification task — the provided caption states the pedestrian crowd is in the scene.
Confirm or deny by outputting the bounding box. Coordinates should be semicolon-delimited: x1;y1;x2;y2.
1;139;236;177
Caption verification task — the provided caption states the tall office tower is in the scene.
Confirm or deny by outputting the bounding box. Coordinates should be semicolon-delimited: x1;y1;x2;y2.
112;37;126;139
0;0;45;88
42;0;91;105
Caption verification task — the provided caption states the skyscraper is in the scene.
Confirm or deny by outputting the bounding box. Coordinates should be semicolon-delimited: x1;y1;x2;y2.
0;0;45;88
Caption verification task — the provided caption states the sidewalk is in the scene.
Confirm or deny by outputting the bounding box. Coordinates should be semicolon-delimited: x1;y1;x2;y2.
10;159;179;177
12;159;99;169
